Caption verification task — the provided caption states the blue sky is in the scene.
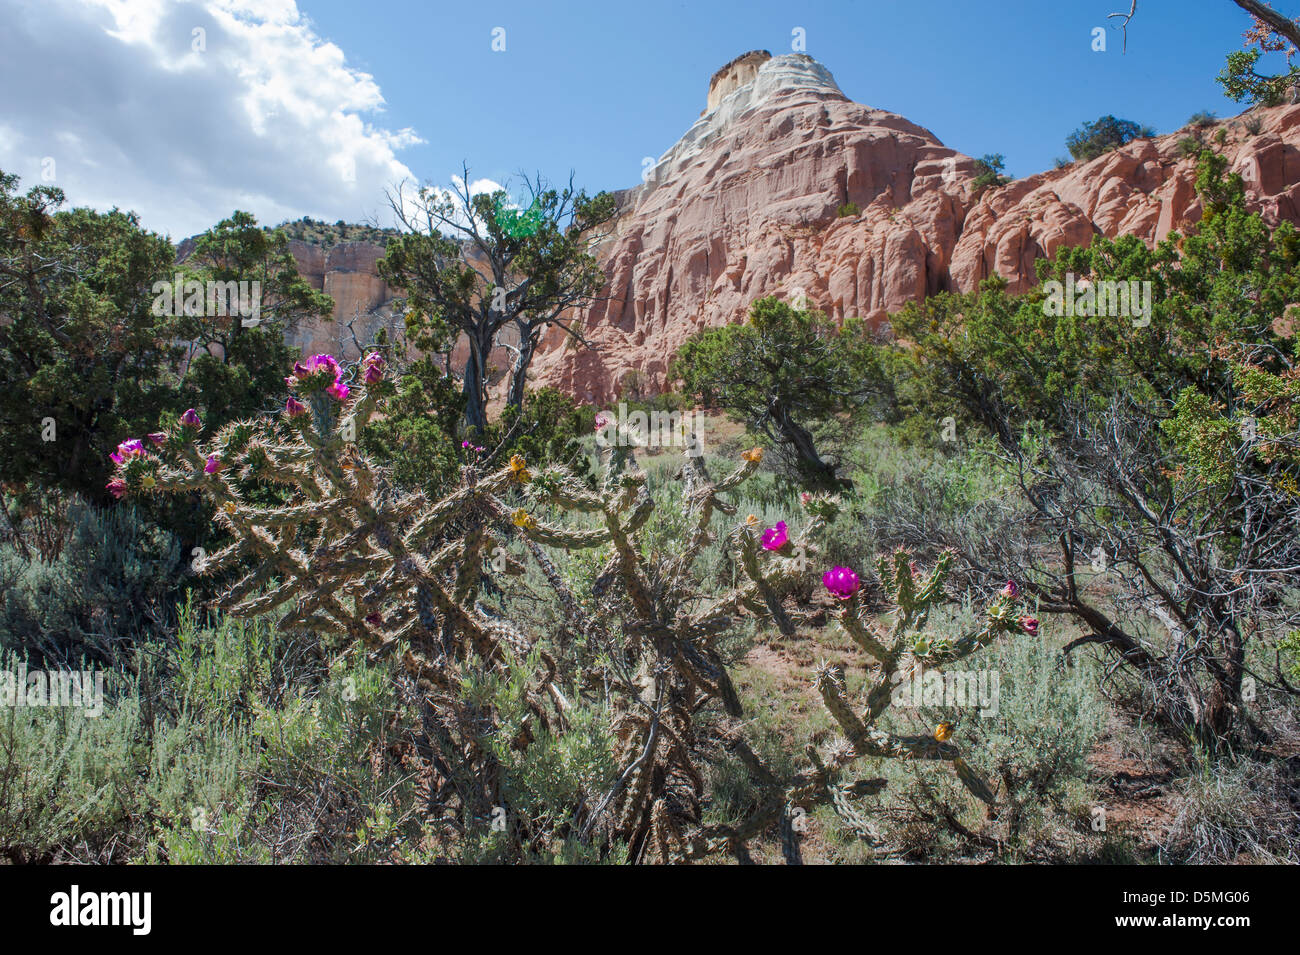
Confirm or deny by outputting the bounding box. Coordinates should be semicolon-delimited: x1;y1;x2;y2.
0;0;1288;237
297;0;1266;196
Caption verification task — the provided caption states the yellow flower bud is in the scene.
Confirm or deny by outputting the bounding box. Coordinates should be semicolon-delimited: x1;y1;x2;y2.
741;447;764;463
508;454;531;483
511;508;536;530
934;721;954;742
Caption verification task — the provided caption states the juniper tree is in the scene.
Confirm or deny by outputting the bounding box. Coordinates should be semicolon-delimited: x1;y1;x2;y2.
380;168;616;434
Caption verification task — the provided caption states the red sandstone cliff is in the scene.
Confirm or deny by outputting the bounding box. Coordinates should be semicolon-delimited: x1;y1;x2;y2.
526;52;1300;403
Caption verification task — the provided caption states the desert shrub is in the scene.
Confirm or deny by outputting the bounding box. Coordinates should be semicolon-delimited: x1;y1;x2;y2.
837;201;860;218
0;604;264;863
972;154;1010;194
1187;110;1218;127
1065;115;1154;162
0;497;186;666
848;609;1105;861
455;650;622;864
1164;750;1300;863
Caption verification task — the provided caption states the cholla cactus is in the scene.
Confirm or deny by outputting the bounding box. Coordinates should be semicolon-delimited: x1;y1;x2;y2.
107;358;1023;863
107;352;541;697
812;554;1029;800
702;557;1030;862
510;441;824;862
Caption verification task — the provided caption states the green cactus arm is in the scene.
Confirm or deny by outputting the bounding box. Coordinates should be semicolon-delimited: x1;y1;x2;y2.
835;594;895;664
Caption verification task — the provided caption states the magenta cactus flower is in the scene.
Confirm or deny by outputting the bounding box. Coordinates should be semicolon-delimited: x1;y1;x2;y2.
823;566;860;600
1020;616;1039;635
285;397;307;417
1000;580;1020;600
110;438;146;465
362;352;385;384
594;411;610;430
106;477;127;500
297;354;340;379
179;408;202;429
204;454;221;475
289;354;349;399
147;431;167;446
364;611;383;626
761;521;788;551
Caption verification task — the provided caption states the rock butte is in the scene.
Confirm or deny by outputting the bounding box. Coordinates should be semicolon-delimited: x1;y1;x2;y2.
279;52;1300;405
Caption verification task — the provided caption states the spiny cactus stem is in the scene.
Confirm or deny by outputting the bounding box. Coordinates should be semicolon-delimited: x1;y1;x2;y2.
839;598;895;664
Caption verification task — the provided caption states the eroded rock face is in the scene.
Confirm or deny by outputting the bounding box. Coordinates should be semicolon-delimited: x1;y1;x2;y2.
283;239;400;357
523;53;1300;403
253;52;1300;405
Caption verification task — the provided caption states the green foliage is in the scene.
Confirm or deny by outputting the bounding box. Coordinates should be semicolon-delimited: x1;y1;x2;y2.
357;355;591;497
1218;47;1300;106
890;149;1300;745
836;201;860;218
0;497;186;666
0;170;181;503
972;153;1011;193
176;210;333;432
356;355;463;495
1064;115;1154;162
672;296;893;487
456;650;619;863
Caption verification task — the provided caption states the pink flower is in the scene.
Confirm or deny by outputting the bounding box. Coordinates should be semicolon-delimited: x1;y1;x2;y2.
1020;616;1039;635
462;440;472;448
823;566;860;600
761;521;788;551
179;408;202;429
204;454;221;475
289;354;348;399
298;354;340;379
147;432;167;446
285;397;307;417
594;411;610;430
106;477;126;500
363;352;385;384
1001;580;1019;600
110;438;145;465
800;492;811;506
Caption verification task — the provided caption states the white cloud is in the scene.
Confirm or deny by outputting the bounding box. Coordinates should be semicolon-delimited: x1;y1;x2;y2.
0;0;424;238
